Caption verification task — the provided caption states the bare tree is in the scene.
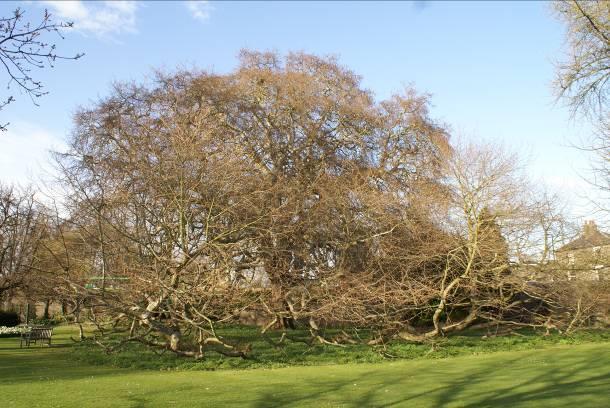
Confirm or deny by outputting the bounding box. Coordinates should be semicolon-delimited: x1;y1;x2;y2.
387;141;526;340
49;51;455;356
0;184;46;299
549;4;609;329
40;50;598;359
553;0;610;116
0;7;83;130
552;0;610;209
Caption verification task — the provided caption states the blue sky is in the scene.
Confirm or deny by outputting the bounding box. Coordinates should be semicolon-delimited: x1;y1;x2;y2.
0;1;601;219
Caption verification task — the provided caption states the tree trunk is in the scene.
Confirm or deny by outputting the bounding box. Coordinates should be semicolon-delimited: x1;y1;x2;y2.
43;299;50;320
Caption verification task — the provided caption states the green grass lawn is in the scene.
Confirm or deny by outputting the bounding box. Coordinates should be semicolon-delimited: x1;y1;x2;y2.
1;326;610;407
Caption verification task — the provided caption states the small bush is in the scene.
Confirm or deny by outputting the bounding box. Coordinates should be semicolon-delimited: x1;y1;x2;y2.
0;311;20;327
30;317;60;327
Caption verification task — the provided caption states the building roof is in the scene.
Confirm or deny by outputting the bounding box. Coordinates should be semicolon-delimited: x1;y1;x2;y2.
557;220;610;252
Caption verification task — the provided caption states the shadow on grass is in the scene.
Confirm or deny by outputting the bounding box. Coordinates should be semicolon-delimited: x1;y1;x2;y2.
246;346;610;407
428;347;610;408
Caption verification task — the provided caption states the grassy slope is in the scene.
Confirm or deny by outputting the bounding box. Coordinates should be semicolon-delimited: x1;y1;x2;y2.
1;326;609;407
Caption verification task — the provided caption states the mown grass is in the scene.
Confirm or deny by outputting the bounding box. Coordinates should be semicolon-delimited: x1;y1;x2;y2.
69;324;610;371
1;325;610;407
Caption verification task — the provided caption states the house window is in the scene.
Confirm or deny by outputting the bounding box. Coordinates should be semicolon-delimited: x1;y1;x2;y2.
592;246;601;259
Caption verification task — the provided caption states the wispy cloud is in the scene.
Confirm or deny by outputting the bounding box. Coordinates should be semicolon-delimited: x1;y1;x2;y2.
185;1;213;23
0;122;65;187
42;1;139;37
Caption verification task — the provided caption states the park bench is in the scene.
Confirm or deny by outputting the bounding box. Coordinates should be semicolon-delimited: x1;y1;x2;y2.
20;326;53;348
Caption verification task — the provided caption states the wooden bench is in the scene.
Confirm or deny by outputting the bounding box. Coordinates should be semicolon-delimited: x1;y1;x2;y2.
20;327;53;348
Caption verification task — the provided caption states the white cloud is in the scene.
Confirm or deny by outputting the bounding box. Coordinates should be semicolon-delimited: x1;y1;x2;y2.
185;1;213;22
42;1;139;37
0;122;66;187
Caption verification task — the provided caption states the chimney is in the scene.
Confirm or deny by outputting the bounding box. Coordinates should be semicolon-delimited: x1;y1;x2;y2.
583;220;598;238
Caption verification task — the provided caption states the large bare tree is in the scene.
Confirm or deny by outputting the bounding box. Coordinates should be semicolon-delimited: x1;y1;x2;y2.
41;50;600;359
50;51;455;356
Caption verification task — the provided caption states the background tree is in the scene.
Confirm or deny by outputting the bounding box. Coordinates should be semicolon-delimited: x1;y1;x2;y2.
0;184;46;300
553;0;610;116
553;0;610;210
0;7;83;130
